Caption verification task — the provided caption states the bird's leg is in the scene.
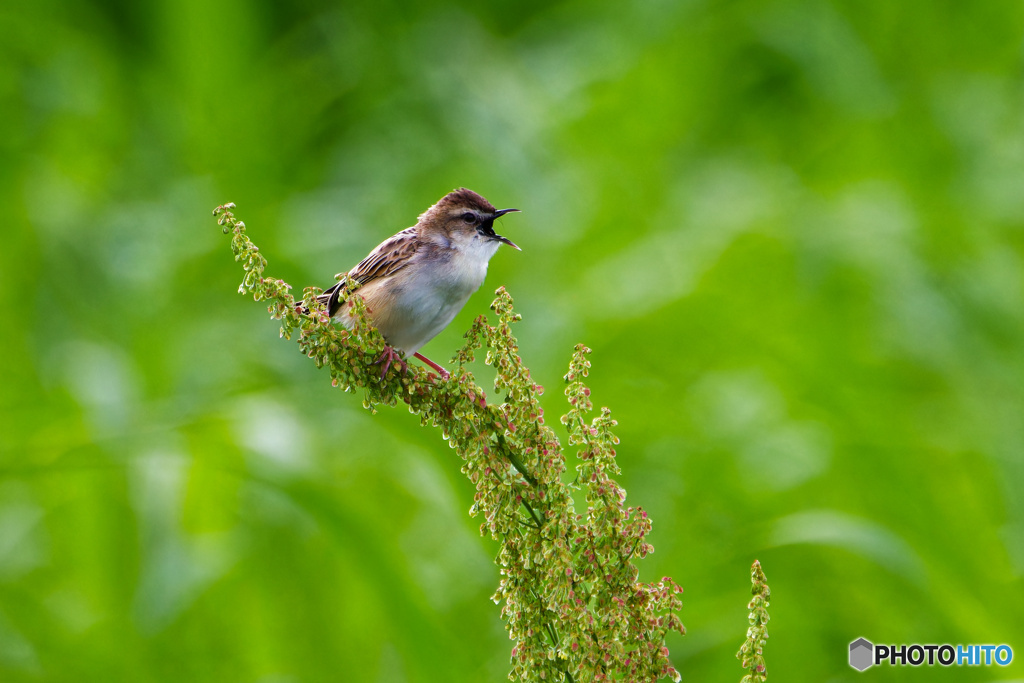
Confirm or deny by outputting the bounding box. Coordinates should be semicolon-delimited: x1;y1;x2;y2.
374;346;408;380
413;352;450;380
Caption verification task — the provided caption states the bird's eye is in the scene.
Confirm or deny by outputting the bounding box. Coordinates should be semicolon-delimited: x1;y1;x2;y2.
461;212;477;223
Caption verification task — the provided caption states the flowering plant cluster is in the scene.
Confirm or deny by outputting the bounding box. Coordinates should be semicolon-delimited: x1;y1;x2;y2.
214;203;685;681
737;560;771;683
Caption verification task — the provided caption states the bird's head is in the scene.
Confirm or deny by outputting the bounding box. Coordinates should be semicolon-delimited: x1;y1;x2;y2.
421;188;520;251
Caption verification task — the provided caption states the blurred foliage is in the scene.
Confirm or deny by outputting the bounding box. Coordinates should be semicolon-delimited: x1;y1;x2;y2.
2;0;1024;681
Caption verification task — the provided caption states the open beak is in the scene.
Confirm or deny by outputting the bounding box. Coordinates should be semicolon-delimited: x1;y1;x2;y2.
489;208;521;251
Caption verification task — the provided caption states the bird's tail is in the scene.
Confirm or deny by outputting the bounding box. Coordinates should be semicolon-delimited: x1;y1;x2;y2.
297;279;348;316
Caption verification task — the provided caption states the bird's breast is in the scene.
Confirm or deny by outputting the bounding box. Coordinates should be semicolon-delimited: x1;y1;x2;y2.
335;238;501;355
378;246;496;353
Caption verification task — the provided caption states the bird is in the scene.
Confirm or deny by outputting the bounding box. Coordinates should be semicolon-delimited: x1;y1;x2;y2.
311;188;520;380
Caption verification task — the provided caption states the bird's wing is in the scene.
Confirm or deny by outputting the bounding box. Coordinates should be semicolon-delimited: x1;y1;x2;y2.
317;227;421;316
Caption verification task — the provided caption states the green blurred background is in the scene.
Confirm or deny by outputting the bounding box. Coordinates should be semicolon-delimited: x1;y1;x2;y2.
3;0;1023;680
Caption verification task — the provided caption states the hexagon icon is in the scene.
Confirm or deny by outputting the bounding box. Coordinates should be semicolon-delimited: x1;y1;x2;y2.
849;638;874;671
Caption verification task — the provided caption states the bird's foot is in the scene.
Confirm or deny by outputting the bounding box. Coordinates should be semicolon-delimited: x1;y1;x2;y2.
414;352;451;380
374;346;408;380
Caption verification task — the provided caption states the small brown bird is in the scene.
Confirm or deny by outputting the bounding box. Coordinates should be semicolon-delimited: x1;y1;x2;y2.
315;188;519;379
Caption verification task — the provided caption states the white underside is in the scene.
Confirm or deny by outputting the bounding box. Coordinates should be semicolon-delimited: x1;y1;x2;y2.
336;235;501;355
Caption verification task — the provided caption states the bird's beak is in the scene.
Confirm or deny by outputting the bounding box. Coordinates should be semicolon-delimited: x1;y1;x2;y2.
490;208;521;251
495;234;520;250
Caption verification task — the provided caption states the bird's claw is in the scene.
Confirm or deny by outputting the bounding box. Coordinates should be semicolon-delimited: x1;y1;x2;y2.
373;348;451;382
374;346;408;380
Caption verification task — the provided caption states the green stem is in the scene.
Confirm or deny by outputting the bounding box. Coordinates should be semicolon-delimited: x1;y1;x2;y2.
496;433;538;487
